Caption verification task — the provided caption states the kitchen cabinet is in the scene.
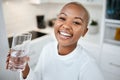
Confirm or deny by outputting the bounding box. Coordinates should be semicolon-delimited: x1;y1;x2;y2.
101;0;120;46
48;0;71;3
100;0;120;80
100;43;120;80
72;0;103;6
49;0;103;4
30;0;103;6
103;22;120;45
30;0;48;4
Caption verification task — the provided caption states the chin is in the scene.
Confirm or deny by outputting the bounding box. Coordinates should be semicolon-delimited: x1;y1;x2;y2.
57;39;76;47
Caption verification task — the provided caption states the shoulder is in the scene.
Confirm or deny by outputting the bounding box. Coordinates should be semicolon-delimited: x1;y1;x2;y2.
77;45;104;80
77;44;101;73
43;41;57;49
77;44;95;63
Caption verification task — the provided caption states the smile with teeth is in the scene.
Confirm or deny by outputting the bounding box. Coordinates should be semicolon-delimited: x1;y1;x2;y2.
59;31;72;37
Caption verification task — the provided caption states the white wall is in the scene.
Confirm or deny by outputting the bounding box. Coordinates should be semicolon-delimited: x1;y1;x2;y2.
0;0;19;80
2;1;64;36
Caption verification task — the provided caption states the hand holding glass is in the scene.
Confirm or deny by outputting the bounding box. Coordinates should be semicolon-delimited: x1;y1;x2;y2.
8;32;32;71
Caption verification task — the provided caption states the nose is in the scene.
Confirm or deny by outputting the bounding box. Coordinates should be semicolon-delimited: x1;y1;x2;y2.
62;21;72;30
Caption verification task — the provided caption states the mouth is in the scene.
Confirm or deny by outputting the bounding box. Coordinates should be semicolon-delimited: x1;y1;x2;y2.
58;30;73;39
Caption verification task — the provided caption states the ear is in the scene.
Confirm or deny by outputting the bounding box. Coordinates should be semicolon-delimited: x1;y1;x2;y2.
82;28;88;37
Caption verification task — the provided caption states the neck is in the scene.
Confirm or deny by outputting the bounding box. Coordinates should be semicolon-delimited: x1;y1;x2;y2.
58;44;77;56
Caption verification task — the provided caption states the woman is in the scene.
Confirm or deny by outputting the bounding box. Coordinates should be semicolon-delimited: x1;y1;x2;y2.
7;2;104;80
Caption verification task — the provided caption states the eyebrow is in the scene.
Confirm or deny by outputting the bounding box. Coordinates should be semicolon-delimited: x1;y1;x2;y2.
58;13;83;22
58;13;67;16
75;17;83;22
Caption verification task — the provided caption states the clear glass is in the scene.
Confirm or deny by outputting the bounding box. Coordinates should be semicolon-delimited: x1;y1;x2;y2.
8;32;32;71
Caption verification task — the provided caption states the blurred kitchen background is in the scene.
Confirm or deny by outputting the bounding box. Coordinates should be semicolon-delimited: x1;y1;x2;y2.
0;0;120;80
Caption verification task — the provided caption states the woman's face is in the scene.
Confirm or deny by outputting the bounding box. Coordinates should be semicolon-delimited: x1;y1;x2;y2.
54;4;88;47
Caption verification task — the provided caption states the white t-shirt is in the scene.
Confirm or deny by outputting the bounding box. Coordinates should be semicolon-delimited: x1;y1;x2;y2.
20;42;104;80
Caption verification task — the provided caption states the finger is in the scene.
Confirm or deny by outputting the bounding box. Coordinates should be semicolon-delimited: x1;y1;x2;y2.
7;49;12;57
6;53;11;69
6;52;11;63
7;53;11;57
6;58;9;63
6;57;10;69
6;49;12;63
6;62;9;69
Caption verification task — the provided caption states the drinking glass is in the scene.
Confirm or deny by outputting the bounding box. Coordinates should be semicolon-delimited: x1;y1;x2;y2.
8;32;32;71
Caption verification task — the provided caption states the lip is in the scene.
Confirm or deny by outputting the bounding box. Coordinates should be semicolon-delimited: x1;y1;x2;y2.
58;30;73;39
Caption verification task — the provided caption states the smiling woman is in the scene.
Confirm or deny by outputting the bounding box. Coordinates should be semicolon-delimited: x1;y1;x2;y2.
16;2;104;80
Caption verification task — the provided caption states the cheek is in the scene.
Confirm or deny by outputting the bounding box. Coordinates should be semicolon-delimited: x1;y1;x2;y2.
54;20;62;27
54;21;61;34
54;21;63;32
73;28;84;38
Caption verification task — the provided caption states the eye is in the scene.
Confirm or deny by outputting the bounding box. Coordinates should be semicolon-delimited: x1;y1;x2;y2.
73;21;81;25
58;16;66;21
